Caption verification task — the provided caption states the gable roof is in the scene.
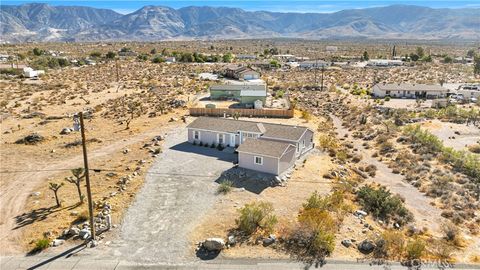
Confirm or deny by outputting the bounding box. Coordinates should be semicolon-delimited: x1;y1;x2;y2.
187;117;309;142
237;139;295;158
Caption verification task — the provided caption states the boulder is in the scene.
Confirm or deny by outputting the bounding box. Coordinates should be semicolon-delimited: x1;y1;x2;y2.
51;239;65;247
227;235;236;246
354;210;368;217
262;234;276;246
15;133;44;145
60;128;72;135
357;240;375;254
79;229;91;240
341;239;352;248
202;238;225;251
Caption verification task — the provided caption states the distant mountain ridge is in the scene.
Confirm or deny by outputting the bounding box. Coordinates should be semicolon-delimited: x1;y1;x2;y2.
1;3;479;42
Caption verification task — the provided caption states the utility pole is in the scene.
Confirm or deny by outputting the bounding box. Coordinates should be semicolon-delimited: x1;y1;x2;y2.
321;66;325;91
314;58;318;85
115;59;119;83
79;112;96;241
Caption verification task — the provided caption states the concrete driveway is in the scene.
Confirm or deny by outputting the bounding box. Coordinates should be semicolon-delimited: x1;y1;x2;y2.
93;124;236;263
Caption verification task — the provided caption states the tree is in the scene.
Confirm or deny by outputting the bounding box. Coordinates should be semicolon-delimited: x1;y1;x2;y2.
33;47;43;56
150;48;157;55
106;51;116;59
120;47;131;53
466;49;476;58
222;52;233;63
421;55;432;62
474;55;480;75
57;58;70;67
416;47;425;58
443;56;453;63
362;51;369;61
89;51;102;58
410;53;420;62
152;56;165;63
49;182;64;207
123;100;145;129
270;59;281;68
65;168;85;204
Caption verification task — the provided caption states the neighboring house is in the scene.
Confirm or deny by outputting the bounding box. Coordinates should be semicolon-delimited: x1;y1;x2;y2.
458;84;480;99
372;83;448;99
23;67;45;78
299;60;330;69
225;65;260;80
187;117;314;175
367;59;403;67
325;46;338;52
236;54;257;60
165;56;176;63
273;54;296;62
209;80;267;105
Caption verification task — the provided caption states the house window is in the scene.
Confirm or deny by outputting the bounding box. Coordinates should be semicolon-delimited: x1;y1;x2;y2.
254;156;263;165
218;134;224;145
194;130;200;140
302;139;305;148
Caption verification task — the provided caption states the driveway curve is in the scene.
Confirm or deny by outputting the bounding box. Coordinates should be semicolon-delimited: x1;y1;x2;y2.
93;124;236;263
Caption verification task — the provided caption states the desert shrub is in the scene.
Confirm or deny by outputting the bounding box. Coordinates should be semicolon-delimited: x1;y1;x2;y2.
426;175;452;197
385;96;391;101
286;209;336;264
375;230;406;259
236;201;277;235
356;185;413;225
33;238;50;252
303;191;346;213
406;238;425;260
403;125;480;180
217;180;233;194
336;150;348;163
468;144;480;154
441;222;462;246
430;239;455;261
301;110;312;122
318;134;339;151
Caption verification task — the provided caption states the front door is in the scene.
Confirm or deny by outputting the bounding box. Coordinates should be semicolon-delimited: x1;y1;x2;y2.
229;134;236;147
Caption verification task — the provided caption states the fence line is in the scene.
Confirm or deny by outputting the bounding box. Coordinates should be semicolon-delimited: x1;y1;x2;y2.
189;108;294;118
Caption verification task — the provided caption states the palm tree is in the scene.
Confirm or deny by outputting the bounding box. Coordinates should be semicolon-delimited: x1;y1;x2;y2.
65;168;85;203
49;182;64;207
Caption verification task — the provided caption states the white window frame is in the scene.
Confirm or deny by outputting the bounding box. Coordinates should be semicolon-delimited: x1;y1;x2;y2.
254;156;263;165
194;130;200;140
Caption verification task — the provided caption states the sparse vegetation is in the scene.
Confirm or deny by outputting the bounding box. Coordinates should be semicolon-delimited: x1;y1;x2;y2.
217;180;233;194
236;201;277;235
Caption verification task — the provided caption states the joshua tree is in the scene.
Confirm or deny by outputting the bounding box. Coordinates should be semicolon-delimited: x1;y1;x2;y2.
49;182;64;207
65;168;85;204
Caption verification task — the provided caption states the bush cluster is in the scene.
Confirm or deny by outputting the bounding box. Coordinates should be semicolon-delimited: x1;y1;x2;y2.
356;185;413;225
236;201;277;235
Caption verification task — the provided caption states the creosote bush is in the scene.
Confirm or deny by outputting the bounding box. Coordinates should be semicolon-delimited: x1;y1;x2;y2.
236;201;277;235
217;180;233;195
406;238;425;260
356;185;413;226
33;238;50;252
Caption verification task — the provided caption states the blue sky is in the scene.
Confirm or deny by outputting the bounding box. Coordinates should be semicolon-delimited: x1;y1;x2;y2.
3;0;480;14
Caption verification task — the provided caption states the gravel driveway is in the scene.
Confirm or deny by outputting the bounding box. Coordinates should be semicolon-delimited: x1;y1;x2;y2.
94;124;236;263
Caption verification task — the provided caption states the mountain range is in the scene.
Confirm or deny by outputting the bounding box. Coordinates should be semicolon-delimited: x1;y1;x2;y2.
1;3;479;42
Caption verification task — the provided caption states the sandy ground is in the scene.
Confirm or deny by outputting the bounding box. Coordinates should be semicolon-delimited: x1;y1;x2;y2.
422;119;480;152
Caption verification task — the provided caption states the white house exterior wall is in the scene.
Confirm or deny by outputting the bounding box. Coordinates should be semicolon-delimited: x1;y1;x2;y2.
238;152;278;175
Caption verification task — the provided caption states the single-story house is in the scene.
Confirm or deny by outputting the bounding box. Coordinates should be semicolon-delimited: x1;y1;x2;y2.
372;83;448;99
458;84;480;99
225;65;260;80
186;117;314;175
367;59;403;67
210;80;267;105
299;60;330;69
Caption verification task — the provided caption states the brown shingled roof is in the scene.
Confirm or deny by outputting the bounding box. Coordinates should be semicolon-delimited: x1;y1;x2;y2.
236;139;295;158
187;117;309;142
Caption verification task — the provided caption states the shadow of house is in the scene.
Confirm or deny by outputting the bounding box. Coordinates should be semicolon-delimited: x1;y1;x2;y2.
170;142;237;163
215;167;276;194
